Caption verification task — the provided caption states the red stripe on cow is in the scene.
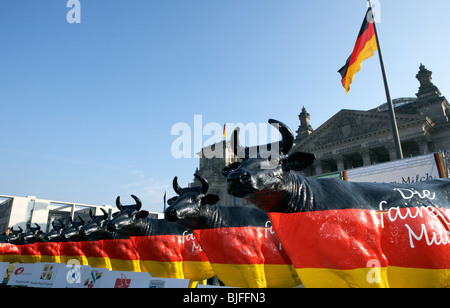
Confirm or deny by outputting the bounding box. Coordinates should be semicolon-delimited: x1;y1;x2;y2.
193;227;265;265
100;239;140;261
269;208;450;271
269;210;388;270
131;235;184;263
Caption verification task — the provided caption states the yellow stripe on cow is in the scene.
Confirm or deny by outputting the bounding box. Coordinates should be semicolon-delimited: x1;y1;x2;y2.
210;263;267;288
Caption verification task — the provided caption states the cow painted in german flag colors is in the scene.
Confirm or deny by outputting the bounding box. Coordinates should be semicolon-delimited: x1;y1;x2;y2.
77;209;113;270
107;195;215;288
60;216;89;266
8;224;42;263
223;119;450;288
78;208;142;272
165;174;301;288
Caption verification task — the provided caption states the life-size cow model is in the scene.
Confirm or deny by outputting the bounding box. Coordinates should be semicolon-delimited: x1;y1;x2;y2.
165;174;301;288
79;207;142;272
107;195;215;288
223;119;450;288
36;221;62;263
76;209;112;270
8;224;42;263
60;217;89;265
0;228;21;263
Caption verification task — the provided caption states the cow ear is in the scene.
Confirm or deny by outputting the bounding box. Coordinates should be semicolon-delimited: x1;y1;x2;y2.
222;162;241;177
167;197;178;206
282;152;315;171
138;210;149;219
201;194;220;205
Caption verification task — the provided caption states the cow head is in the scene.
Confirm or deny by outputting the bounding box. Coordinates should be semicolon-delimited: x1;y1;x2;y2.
44;220;65;242
60;216;85;241
20;223;44;243
164;174;220;228
222;119;315;211
79;208;109;238
4;226;24;244
106;195;149;233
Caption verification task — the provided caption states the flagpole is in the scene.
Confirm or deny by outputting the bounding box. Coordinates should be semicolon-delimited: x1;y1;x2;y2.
368;0;403;160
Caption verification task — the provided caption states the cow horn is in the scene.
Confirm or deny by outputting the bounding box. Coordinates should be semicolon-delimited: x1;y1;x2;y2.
231;127;246;158
100;207;108;220
194;174;209;195
116;196;123;211
173;176;182;195
131;195;142;211
269;119;294;155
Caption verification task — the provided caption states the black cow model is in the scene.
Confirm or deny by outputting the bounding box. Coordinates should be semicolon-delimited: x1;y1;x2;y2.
223;119;450;288
106;195;215;287
59;216;89;265
74;209;112;270
165;174;301;288
8;224;42;263
79;206;142;272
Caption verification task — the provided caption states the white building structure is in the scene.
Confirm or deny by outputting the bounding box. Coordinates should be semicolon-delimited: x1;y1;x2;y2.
0;195;116;233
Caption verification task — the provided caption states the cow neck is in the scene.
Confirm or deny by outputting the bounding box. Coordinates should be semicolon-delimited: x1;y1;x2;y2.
278;172;313;213
201;203;222;229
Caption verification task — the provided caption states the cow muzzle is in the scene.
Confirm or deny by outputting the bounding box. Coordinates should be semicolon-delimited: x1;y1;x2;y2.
164;207;179;222
226;170;257;197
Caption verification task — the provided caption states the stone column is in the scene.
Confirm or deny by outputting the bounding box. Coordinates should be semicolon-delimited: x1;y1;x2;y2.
387;145;397;161
315;163;323;176
361;150;372;166
336;154;345;171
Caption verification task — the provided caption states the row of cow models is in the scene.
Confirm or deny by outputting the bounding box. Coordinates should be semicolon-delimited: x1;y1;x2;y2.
2;119;450;288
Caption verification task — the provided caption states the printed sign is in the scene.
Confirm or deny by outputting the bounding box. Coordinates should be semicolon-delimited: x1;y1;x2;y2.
99;271;152;288
80;268;110;288
27;263;92;288
0;262;10;283
7;263;37;286
346;153;443;183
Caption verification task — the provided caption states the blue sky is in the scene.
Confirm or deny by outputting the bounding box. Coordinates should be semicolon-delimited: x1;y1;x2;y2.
1;0;449;212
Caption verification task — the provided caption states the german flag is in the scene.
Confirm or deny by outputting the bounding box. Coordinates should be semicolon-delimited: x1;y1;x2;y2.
339;8;378;93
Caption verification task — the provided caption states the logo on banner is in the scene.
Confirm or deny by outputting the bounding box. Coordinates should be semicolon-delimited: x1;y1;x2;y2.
84;270;103;288
114;274;131;288
14;267;25;275
40;264;54;280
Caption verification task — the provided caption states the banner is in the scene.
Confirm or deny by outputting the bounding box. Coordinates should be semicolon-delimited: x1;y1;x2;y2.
346;153;445;183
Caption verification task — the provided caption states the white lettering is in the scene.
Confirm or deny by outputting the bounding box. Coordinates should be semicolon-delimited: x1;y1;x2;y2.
405;223;450;248
394;188;435;200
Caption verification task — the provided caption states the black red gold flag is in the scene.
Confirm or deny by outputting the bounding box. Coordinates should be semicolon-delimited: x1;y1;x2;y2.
339;8;378;93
